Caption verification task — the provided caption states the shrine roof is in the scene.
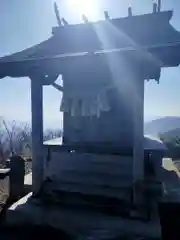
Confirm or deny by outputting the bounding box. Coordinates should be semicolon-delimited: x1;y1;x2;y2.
0;10;180;79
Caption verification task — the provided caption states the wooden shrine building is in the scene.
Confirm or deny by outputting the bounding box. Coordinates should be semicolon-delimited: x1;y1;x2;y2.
0;5;180;237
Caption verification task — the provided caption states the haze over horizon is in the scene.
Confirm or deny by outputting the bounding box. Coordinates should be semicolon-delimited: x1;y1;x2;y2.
1;0;180;129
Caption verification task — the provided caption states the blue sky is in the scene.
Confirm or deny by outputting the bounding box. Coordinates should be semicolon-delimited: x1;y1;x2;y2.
0;0;180;128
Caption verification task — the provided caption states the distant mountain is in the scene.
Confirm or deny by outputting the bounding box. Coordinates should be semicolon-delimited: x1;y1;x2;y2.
144;117;180;136
144;115;161;123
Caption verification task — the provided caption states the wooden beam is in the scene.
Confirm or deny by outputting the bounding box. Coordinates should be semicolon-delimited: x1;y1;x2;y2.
44;144;134;156
133;78;144;181
30;76;44;194
133;77;144;206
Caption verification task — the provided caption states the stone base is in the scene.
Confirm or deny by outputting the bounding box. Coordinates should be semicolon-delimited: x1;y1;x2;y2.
4;193;161;239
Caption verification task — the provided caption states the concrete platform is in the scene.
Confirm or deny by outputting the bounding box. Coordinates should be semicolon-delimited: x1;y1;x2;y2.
5;192;161;238
3;158;180;238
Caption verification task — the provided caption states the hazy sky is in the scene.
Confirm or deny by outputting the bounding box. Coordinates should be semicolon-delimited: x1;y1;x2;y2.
0;0;180;128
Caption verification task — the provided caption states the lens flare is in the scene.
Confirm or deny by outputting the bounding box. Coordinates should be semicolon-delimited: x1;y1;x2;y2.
67;0;98;20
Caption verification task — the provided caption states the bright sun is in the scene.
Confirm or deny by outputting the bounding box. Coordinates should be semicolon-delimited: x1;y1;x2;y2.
67;0;98;20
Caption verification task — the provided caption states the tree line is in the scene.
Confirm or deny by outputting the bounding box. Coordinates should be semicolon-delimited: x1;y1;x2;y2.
0;117;62;166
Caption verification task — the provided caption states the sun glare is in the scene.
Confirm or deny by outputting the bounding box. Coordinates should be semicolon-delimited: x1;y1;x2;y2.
67;0;98;20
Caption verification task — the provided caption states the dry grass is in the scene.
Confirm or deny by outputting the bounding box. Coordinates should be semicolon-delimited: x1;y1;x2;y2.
162;158;180;200
163;158;179;171
163;158;180;177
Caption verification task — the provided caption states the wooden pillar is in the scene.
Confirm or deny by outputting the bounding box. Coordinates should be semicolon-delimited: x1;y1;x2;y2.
30;77;44;194
133;77;144;203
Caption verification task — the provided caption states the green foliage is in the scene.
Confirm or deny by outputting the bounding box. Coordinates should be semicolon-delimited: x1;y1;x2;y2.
159;133;180;159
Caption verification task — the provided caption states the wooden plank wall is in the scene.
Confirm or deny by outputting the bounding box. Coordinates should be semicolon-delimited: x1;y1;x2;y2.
44;152;133;201
62;68;134;148
63;89;133;147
